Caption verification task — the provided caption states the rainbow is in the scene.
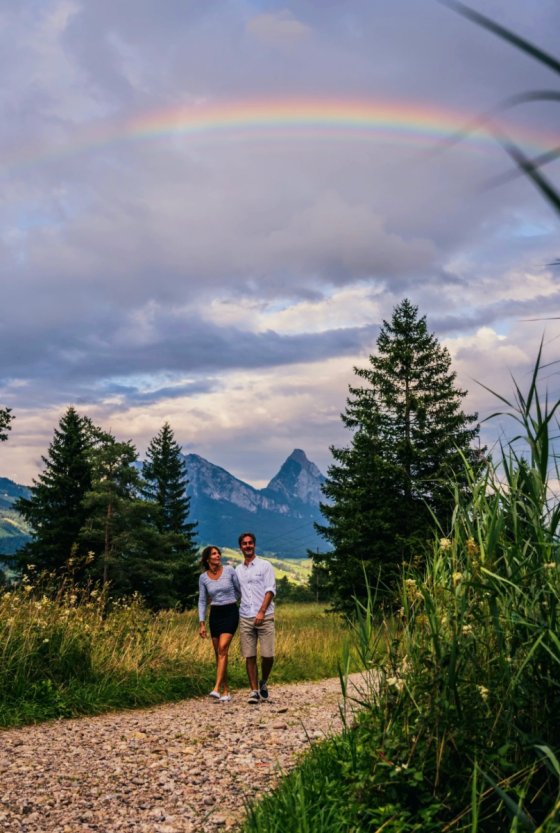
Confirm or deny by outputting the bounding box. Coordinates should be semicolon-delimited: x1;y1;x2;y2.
2;96;555;173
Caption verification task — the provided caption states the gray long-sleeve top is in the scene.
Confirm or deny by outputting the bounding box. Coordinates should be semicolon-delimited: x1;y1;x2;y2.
198;565;241;622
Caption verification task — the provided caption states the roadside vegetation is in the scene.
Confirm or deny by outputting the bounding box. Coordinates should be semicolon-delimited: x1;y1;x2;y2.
242;352;560;832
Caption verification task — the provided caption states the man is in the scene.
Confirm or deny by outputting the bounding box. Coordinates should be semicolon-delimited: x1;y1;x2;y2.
235;531;276;704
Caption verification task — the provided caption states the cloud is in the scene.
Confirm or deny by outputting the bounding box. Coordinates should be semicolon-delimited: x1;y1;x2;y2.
246;10;311;45
1;0;560;486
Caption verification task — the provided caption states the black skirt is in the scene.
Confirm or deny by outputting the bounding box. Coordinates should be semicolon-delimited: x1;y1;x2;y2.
209;602;239;638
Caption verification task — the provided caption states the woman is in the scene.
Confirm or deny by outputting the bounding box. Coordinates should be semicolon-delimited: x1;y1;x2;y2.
198;545;240;702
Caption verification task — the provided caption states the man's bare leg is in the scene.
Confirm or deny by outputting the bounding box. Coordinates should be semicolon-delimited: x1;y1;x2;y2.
260;655;274;684
246;655;259;691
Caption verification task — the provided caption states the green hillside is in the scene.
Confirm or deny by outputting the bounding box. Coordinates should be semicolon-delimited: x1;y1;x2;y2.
221;548;312;585
0;510;31;556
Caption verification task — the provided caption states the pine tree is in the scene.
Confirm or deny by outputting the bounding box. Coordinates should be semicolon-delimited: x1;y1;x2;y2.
142;423;199;609
15;407;96;574
315;299;481;611
0;407;13;443
80;432;181;608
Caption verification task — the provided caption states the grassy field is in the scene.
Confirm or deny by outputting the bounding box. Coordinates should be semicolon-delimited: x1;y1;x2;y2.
0;583;352;727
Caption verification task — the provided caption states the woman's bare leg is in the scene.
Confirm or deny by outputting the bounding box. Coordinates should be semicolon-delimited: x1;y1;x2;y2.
214;633;234;694
210;637;220;693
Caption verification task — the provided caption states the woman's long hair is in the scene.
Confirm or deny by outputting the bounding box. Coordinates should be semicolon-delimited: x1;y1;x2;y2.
200;545;221;571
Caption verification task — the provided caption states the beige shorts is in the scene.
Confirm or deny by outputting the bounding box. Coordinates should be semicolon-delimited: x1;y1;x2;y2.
239;616;275;658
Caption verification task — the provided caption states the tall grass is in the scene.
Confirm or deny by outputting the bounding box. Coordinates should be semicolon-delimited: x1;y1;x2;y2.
242;352;560;833
0;586;351;727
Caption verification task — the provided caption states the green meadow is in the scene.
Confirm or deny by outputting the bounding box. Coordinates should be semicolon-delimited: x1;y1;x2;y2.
0;584;350;728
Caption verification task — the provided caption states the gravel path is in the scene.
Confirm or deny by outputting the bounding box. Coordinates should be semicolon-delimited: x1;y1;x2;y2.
0;674;365;833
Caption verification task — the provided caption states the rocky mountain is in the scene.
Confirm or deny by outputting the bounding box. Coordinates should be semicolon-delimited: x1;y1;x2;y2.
0;477;31;556
184;448;328;557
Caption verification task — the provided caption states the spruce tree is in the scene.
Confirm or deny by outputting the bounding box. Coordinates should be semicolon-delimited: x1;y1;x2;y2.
80;432;181;608
315;299;481;611
15;407;96;574
142;423;199;609
0;407;13;443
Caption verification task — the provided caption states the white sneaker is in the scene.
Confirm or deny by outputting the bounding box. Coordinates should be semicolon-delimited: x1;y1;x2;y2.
220;694;232;702
208;690;220;700
247;690;260;704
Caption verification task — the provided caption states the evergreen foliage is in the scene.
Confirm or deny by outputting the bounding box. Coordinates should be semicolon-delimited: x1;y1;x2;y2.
14;407;96;575
0;407;14;443
14;413;199;610
315;299;481;609
142;423;199;608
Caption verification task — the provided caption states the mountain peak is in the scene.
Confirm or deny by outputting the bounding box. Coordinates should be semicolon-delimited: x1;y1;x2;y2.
265;449;325;506
181;449;326;555
287;448;308;465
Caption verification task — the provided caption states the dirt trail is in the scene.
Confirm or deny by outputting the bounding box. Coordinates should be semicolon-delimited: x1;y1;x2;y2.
0;673;365;833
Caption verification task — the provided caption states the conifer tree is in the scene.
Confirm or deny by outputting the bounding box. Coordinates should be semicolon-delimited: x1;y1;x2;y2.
142;423;199;608
0;407;13;443
79;431;183;608
15;407;96;574
315;299;481;610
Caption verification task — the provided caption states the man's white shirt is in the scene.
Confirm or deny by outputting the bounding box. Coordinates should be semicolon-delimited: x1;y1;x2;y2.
235;556;276;618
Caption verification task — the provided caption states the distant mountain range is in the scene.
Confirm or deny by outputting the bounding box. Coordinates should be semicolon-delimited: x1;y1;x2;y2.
0;449;328;558
184;448;327;557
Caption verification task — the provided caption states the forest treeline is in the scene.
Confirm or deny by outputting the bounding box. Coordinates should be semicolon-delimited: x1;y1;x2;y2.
1;413;199;609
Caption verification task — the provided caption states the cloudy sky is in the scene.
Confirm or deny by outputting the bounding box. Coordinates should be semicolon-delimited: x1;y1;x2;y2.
1;0;559;487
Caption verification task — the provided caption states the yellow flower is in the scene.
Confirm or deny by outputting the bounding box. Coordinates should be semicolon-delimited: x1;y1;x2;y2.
452;572;463;586
466;538;479;556
439;538;452;551
461;623;473;636
477;685;489;702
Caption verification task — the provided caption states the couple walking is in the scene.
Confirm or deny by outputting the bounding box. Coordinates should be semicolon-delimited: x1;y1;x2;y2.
198;532;276;704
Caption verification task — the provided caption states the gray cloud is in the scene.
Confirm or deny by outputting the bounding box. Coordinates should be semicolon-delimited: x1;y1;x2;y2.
1;0;559;483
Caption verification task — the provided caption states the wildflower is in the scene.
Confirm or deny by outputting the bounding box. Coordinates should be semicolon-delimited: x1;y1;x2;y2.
42;638;49;644
23;584;33;593
387;676;405;692
439;538;452;551
544;562;557;570
452;572;463;586
461;623;473;636
466;538;479;556
477;685;489;702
